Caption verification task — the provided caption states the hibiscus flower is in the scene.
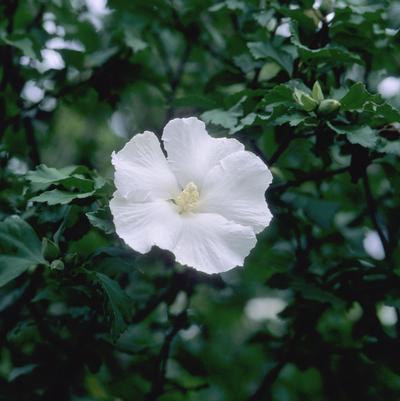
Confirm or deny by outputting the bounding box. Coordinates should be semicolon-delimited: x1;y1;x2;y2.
110;117;273;274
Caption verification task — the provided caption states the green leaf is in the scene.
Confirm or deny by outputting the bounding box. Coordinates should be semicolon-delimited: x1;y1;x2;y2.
27;164;106;204
173;95;218;109
369;102;400;125
247;41;293;76
329;124;378;148
26;165;75;184
85;47;119;68
95;272;132;338
9;364;38;381
229;113;258;134
86;207;114;234
340;83;377;111
377;138;400;156
0;257;37;288
304;198;341;229
340;84;400;125
290;23;362;65
233;53;256;74
60;176;94;192
253;9;275;28
290;277;345;307
0;216;46;287
27;165;93;192
262;84;294;107
345;126;377;148
282;193;340;228
1;35;37;59
201;109;241;131
209;0;246;12
274;112;308;127
30;189;95;205
124;28;148;53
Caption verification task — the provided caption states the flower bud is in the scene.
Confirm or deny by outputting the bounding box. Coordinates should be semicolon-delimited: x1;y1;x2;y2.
292;88;303;104
50;260;65;271
293;88;318;112
312;81;324;102
42;238;60;260
317;99;341;115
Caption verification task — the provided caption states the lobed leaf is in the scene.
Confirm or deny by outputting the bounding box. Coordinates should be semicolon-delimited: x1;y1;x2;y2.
0;216;46;287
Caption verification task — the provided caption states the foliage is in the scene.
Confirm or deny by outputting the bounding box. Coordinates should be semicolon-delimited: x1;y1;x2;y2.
1;0;400;400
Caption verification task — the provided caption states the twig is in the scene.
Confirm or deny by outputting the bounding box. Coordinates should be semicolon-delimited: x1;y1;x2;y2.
131;282;178;324
145;312;187;401
28;303;63;347
23;117;41;166
247;303;327;401
26;3;45;32
3;0;18;34
268;132;294;166
249;138;269;165
247;360;286;401
131;270;223;325
166;379;209;394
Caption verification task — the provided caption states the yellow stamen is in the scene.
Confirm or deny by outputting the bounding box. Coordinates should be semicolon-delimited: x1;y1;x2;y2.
174;182;199;213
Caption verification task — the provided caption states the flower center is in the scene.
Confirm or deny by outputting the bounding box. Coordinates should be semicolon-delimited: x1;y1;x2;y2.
174;182;199;213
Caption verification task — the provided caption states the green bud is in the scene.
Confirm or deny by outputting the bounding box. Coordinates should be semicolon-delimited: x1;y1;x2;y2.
293;89;318;112
42;238;60;260
50;260;65;271
317;99;341;115
312;81;324;102
300;93;319;112
293;88;304;104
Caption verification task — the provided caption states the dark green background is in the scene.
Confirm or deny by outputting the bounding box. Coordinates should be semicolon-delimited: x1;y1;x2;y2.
1;1;400;400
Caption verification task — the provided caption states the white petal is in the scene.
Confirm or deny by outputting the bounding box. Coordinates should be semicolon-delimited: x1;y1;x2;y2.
162;117;244;188
199;151;273;233
172;213;257;274
112;131;179;201
110;191;182;254
363;230;385;260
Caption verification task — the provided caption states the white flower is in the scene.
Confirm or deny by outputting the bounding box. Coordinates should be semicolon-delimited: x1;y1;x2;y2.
377;76;400;98
110;117;273;274
363;230;385;261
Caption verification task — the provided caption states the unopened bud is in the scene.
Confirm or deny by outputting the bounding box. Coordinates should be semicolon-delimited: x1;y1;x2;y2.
293;88;303;104
317;99;341;115
312;81;324;102
293;88;318;112
300;93;319;112
42;238;60;260
50;260;65;271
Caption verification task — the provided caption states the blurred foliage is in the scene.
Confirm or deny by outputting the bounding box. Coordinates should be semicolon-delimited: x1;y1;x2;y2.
1;0;400;400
